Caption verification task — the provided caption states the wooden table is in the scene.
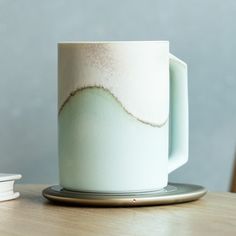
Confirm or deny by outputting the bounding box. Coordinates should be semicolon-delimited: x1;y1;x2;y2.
0;185;235;236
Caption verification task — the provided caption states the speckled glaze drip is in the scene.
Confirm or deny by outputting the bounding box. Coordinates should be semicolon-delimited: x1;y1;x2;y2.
59;86;168;127
58;42;170;126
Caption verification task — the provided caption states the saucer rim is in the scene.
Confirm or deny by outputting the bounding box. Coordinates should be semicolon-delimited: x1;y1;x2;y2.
42;183;207;207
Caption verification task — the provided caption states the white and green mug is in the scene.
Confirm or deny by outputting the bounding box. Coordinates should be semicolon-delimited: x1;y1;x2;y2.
58;41;188;192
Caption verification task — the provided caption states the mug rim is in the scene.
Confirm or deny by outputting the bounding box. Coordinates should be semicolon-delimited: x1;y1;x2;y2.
58;40;169;46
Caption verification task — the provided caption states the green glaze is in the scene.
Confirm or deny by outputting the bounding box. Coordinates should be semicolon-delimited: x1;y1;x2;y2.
59;88;168;192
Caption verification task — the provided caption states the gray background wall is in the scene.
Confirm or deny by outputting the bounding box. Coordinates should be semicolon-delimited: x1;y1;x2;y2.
0;0;235;191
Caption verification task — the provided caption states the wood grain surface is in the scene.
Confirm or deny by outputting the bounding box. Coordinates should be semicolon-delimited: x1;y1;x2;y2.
0;185;235;236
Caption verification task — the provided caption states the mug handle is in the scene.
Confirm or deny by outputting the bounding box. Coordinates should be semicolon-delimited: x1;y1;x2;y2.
168;54;189;173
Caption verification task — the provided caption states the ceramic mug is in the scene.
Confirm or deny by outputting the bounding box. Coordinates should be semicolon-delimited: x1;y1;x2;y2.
58;41;188;192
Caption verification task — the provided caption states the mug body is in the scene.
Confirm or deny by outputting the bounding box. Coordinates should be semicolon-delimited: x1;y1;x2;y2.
58;41;170;192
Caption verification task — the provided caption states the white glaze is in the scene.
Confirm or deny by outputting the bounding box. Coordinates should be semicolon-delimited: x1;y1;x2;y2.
58;41;169;126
